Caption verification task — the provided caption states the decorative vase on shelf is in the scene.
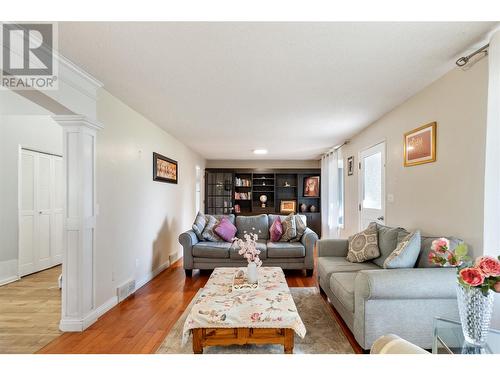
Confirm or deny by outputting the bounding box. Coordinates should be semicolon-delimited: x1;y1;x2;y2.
310;205;317;212
247;262;258;284
300;203;308;213
456;284;494;346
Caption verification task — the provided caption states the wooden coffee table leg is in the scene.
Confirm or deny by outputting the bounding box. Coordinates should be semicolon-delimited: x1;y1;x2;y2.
284;329;294;354
192;329;203;354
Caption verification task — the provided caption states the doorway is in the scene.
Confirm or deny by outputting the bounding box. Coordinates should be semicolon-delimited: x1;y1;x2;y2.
18;148;63;276
359;142;386;230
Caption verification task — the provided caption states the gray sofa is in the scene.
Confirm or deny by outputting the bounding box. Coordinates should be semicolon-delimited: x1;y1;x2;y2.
317;223;461;350
180;214;318;276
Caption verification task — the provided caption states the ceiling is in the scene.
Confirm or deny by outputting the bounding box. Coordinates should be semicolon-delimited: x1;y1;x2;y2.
58;22;497;160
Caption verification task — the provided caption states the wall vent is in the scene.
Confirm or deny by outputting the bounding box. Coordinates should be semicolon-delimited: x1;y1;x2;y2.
117;280;136;303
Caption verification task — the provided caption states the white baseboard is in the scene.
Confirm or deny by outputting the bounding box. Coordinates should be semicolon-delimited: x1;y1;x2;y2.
0;259;19;286
59;295;118;332
135;260;171;292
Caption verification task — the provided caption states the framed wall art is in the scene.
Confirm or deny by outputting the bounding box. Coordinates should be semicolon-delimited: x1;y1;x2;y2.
404;122;437;167
153;152;178;184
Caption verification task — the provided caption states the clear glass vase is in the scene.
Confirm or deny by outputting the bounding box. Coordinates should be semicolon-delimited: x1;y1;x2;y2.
456;284;494;346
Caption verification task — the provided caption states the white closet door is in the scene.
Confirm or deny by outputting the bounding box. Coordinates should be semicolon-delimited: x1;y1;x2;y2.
19;149;63;277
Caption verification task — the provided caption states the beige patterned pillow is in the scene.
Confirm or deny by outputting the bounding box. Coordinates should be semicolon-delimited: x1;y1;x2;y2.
280;213;297;241
291;215;307;242
346;223;380;263
201;215;222;242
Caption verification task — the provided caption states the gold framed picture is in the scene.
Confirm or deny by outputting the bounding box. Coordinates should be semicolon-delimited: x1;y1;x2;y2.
153;152;178;184
280;200;296;214
404;122;437;167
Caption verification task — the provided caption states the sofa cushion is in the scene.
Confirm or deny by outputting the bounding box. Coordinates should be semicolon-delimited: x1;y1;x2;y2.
317;257;379;284
192;241;231;258
192;211;207;241
330;272;357;313
372;223;407;267
384;231;421;269
236;214;269;240
280;213;297;241
291;215;307;242
269;216;283;242
214;214;235;225
214;216;237;242
202;215;223;242
346;223;380;263
268;214;307;229
417;235;463;268
267;241;305;258
230;239;267;260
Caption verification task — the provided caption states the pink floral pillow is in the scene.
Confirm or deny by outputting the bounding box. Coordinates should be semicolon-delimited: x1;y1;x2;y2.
214;216;237;242
269;217;283;242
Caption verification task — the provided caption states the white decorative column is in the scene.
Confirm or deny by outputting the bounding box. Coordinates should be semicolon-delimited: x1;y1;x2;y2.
53;115;103;331
483;29;500;329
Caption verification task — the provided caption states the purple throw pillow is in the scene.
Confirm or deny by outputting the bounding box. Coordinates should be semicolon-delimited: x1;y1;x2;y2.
214;217;237;242
270;217;283;242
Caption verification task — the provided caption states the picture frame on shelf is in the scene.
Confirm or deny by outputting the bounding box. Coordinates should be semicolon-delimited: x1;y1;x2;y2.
303;176;320;197
153;152;178;184
280;200;296;214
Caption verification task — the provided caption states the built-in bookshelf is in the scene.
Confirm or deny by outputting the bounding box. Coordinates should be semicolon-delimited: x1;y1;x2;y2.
205;168;321;235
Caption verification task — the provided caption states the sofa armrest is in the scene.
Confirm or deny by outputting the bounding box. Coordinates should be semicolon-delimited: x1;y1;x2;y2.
301;228;318;269
317;239;349;258
355;268;457;300
179;230;198;270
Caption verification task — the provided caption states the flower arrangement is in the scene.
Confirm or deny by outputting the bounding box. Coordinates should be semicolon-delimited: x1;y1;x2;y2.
234;233;262;267
428;238;500;295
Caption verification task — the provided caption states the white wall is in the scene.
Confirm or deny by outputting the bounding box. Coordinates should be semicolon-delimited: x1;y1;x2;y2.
341;59;488;258
206;159;320;169
94;89;205;307
0;92;62;284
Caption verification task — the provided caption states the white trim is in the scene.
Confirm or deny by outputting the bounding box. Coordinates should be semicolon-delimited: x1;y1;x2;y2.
52;115;104;130
135;260;171;292
57;54;103;88
59;295;118;332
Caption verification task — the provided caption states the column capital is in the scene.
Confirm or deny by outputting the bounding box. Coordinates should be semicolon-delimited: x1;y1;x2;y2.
52;114;103;131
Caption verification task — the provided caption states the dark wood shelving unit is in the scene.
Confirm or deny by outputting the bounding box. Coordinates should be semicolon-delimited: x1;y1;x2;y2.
205;168;321;235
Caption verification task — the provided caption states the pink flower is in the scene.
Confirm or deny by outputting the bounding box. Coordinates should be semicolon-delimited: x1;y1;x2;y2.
250;312;261;322
494;281;500;293
431;238;449;253
475;256;500;277
459;267;485;287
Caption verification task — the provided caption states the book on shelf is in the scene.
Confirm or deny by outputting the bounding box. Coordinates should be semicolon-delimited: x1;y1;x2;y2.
234;191;251;200
235;177;251;187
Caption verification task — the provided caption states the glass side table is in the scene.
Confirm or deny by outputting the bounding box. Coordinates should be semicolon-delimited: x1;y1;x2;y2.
433;317;500;354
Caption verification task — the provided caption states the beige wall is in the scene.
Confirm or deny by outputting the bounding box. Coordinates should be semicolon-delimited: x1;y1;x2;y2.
94;89;205;306
206;159;320;169
341;59;488;258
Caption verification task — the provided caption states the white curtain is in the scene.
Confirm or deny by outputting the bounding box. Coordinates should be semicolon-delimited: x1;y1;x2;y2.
321;149;342;238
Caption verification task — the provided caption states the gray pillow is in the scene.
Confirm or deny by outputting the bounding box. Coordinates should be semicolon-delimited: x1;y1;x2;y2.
201;215;222;242
346;222;380;263
372;223;406;267
291;215;307;242
417;235;463;268
192;211;207;241
280;213;297;242
383;231;421;269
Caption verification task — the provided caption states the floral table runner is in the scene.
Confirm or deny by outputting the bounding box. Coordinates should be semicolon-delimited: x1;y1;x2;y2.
182;267;306;345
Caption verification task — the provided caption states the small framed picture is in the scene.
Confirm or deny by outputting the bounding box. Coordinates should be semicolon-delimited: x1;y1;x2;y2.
404;122;437;167
303;176;320;197
280;200;296;214
347;156;354;176
153;152;178;184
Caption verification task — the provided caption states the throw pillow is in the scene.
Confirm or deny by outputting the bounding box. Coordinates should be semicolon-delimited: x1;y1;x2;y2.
202;215;222;242
280;213;297;241
291;215;307;242
214;217;237;242
346;222;380;263
192;211;207;241
383;230;421;269
269;217;283;242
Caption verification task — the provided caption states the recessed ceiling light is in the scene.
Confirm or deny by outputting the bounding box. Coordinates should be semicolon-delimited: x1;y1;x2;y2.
253;149;268;155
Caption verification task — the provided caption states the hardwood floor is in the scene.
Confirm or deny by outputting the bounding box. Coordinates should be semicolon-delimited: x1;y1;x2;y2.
0;265;62;354
38;260;362;354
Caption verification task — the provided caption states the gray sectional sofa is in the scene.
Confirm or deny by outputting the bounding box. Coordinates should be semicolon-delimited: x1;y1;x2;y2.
317;223;461;350
179;214;318;276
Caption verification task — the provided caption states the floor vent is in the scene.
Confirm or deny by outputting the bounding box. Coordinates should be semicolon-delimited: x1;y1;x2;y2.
117;280;136;303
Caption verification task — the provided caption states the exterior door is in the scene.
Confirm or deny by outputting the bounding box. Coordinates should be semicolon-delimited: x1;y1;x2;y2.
19;149;63;276
359;142;386;230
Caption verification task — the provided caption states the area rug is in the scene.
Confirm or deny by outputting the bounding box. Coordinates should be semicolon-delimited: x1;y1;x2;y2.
156;287;355;354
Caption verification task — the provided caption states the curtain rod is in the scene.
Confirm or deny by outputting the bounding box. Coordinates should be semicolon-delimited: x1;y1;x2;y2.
322;140;350;158
456;44;489;67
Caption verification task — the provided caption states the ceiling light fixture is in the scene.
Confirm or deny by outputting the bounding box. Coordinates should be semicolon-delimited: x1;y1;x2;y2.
253;149;268;155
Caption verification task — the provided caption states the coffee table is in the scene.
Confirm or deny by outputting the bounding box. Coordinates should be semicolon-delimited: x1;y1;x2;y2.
182;267;306;354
